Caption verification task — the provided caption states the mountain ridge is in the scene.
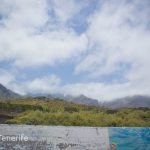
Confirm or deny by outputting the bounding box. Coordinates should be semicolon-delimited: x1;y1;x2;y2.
0;83;21;99
101;95;150;108
0;83;150;108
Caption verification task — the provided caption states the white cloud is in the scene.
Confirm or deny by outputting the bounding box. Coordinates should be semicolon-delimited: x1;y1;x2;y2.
0;0;48;30
4;74;62;95
62;82;147;101
51;0;81;23
0;69;27;94
0;0;88;67
1;71;149;101
76;0;150;77
0;69;15;86
0;29;87;67
18;76;149;101
73;0;150;99
24;74;61;94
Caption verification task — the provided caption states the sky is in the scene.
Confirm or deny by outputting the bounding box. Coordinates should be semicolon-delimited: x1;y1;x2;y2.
0;0;150;101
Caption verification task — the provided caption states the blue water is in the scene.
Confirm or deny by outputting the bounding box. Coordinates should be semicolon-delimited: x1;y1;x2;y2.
109;128;150;150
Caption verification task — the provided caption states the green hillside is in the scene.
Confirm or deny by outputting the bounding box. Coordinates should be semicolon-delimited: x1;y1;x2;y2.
0;98;150;127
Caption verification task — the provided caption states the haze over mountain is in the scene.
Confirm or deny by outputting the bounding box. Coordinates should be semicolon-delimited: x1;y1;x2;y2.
17;93;150;109
101;95;150;109
28;93;98;106
71;95;99;106
0;83;21;99
0;83;150;108
51;94;99;106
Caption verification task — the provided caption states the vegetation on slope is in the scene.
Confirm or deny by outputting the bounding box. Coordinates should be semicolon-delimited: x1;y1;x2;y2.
0;98;150;127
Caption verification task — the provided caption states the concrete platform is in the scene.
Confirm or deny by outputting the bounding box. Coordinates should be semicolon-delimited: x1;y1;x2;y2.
0;124;110;150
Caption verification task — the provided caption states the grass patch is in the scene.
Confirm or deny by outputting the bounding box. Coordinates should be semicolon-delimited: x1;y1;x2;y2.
0;99;150;127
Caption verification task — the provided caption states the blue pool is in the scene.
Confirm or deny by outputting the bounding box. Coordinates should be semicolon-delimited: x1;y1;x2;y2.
109;128;150;150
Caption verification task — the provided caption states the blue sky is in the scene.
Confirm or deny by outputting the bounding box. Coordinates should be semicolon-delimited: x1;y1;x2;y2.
0;0;150;101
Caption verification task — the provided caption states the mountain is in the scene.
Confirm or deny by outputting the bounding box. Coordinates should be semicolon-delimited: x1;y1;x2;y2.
51;94;74;101
70;94;99;106
0;83;21;99
101;95;150;109
1;84;149;108
51;94;99;106
28;93;99;106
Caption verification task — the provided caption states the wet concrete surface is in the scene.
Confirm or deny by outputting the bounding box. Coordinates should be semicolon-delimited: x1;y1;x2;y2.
0;124;109;150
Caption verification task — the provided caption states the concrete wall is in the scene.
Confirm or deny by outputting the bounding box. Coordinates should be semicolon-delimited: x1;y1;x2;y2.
0;124;110;150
